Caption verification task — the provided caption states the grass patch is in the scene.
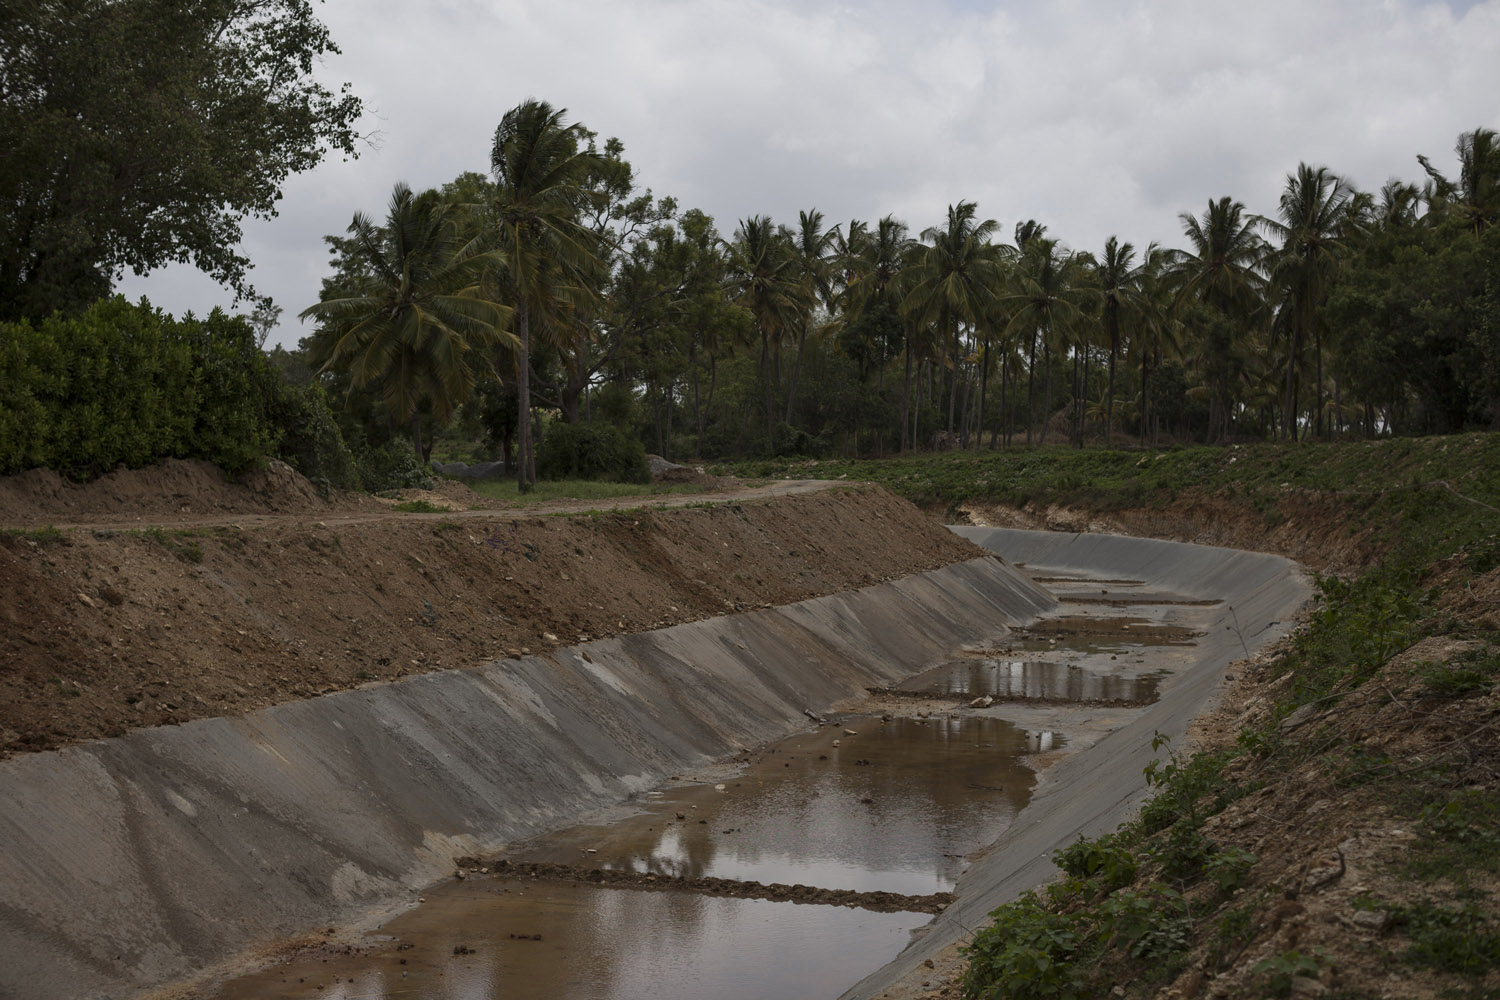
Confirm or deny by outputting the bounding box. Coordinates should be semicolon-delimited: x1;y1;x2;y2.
144;526;204;563
391;499;447;513
3;525;66;544
466;478;708;505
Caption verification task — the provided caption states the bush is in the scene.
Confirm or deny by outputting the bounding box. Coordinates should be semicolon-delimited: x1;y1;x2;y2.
1053;832;1139;893
268;381;360;493
358;438;433;492
537;420;649;483
962;893;1081;1000
0;296;280;478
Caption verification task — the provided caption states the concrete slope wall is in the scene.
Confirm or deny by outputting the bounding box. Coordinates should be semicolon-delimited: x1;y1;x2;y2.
0;555;1054;1000
844;528;1314;1000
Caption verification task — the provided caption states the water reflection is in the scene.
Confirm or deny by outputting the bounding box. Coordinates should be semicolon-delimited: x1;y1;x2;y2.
213;885;928;1000
514;716;1036;897
897;659;1160;704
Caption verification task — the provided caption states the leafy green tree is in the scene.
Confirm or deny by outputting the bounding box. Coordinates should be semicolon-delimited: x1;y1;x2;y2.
0;0;363;319
300;183;512;461
490;99;603;489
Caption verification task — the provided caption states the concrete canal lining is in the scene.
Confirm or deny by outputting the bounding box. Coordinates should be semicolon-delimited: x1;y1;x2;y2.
841;528;1313;1000
0;554;1055;1000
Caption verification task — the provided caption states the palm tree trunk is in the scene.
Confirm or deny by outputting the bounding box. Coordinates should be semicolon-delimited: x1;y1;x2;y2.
1025;328;1037;447
410;411;424;464
901;340;912;452
1315;327;1324;439
517;302;533;491
1040;338;1053;446
976;338;989;451
761;328;775;449
1282;322;1300;442
946;313;958;436
784;322;808;425
1105;315;1118;444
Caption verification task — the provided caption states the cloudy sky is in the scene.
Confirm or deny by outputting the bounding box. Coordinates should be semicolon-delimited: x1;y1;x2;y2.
119;0;1500;349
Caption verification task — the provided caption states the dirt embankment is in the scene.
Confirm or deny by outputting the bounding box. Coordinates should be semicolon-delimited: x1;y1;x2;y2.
0;461;980;757
960;491;1378;575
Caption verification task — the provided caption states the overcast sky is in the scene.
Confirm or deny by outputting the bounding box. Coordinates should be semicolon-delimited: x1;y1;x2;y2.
118;0;1500;349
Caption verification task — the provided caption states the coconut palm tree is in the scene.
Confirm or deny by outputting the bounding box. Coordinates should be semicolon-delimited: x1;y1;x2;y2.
1130;243;1181;446
491;99;603;490
1093;236;1142;443
1002;237;1095;446
1168;197;1266;441
1419;127;1500;234
726;215;805;448
902;202;1005;444
1256;165;1354;438
784;209;838;424
301;182;513;461
840;215;917;446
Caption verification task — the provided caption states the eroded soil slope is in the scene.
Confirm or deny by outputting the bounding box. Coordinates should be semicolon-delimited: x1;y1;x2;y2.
0;462;980;756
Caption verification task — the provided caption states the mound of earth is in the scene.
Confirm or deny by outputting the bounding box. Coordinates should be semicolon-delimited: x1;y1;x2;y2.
0;458;381;526
0;462;981;756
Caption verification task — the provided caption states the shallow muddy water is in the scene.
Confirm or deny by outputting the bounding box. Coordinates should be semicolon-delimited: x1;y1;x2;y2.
511;716;1037;896
896;658;1161;704
209;716;1040;999
213;882;929;1000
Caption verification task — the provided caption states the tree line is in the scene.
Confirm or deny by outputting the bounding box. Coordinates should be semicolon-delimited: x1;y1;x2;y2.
4;0;1496;488
297;106;1499;486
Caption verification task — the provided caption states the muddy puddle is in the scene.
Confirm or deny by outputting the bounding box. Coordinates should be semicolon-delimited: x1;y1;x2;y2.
213;883;929;1000
209;716;1040;1000
506;716;1035;897
893;658;1161;705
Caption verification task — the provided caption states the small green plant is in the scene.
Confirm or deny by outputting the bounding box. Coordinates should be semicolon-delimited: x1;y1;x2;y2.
1418;645;1500;698
1053;831;1138;893
144;527;204;563
961;892;1081;1000
1097;885;1191;962
1139;733;1234;835
1203;845;1257;895
4;524;65;544
1252;949;1327;997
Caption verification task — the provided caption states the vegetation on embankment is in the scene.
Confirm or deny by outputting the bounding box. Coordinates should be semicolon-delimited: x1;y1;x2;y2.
752;439;1499;999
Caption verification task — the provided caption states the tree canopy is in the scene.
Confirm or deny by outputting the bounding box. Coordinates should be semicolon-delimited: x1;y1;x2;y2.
0;0;363;320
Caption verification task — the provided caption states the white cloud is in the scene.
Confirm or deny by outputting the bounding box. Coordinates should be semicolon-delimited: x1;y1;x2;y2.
117;0;1500;347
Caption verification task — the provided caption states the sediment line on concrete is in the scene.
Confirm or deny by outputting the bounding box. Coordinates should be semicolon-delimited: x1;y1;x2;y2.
473;860;954;914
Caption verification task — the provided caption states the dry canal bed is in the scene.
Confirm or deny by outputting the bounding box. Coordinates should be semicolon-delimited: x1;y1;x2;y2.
203;573;1216;1000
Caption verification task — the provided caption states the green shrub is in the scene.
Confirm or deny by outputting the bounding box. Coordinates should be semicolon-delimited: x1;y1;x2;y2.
357;438;433;492
961;893;1082;1000
268;381;359;493
1097;886;1191;962
537;420;649;483
1053;832;1139;893
0;297;281;478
